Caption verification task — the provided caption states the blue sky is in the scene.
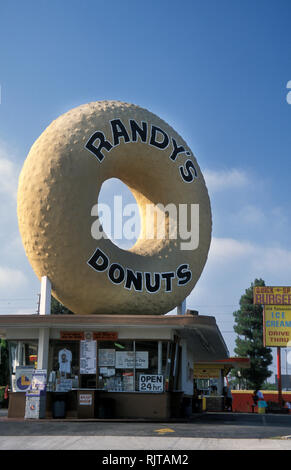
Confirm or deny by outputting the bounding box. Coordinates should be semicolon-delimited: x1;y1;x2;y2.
1;0;291;376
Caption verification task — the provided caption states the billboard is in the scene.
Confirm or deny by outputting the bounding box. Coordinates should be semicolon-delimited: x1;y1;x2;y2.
254;286;291;305
263;305;291;347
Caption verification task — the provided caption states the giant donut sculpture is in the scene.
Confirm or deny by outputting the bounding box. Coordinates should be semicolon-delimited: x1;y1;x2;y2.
17;101;212;315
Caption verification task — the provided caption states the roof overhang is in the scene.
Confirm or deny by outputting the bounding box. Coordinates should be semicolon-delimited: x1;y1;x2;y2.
0;313;221;329
195;357;250;377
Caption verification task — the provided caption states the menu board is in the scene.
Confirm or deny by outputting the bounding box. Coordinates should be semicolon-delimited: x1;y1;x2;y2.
55;378;73;392
80;340;97;374
99;349;116;367
116;351;148;369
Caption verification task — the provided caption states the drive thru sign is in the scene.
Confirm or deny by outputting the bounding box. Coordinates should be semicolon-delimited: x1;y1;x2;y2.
263;305;291;347
253;285;291;409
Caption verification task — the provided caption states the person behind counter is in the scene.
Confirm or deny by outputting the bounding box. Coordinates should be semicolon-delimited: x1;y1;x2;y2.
210;385;217;396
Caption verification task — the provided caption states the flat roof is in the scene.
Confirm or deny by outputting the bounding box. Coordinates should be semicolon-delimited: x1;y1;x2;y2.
0;313;217;328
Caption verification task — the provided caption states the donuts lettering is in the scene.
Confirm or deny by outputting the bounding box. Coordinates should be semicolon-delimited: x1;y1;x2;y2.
87;247;192;293
17;101;212;315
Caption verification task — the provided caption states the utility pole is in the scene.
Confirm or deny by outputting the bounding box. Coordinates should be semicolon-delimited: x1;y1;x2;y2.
277;347;283;408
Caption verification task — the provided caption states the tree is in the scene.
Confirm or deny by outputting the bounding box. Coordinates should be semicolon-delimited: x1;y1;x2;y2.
0;339;10;385
233;278;273;389
51;296;74;315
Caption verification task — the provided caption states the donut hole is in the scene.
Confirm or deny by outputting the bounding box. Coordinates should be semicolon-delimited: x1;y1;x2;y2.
97;178;141;250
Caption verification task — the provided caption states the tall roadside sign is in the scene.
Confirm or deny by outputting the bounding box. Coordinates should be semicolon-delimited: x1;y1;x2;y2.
253;286;291;407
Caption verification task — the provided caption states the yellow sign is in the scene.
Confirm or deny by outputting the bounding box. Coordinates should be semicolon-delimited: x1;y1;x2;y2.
194;365;221;379
254;286;291;305
264;305;291;347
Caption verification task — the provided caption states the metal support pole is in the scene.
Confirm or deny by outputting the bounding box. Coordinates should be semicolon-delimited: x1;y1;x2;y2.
277;347;283;408
38;276;51;370
177;299;186;315
39;276;51;316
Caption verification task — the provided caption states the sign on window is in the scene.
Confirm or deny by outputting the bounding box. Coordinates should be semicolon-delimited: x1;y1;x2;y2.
116;351;148;369
139;374;163;392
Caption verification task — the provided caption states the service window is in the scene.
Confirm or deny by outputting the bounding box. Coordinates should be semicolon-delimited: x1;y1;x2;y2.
8;340;38;373
97;340;171;392
135;341;166;392
97;340;133;391
48;340;80;391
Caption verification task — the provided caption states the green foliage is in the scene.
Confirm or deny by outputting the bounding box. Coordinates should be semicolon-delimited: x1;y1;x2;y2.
261;382;277;391
51;296;74;315
233;278;273;389
0;339;10;386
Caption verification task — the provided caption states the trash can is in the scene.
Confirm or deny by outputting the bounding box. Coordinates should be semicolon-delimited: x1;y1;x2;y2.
52;393;66;419
192;398;202;413
97;398;115;418
181;397;192;418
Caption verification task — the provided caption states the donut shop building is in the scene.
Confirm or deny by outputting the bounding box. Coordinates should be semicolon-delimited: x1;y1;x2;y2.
0;309;234;420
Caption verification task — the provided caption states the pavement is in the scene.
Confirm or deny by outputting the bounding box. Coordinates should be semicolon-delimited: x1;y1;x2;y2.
1;409;291;450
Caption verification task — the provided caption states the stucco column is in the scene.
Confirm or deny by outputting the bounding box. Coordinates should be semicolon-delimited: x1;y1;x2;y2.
38;328;50;370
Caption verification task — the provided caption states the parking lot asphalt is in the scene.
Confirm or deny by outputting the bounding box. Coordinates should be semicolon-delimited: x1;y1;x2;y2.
1;410;291;450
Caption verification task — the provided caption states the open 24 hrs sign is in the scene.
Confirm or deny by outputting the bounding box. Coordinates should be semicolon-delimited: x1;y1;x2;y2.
139;374;164;392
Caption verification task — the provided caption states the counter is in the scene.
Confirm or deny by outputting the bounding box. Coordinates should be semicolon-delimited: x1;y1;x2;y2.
8;390;184;419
